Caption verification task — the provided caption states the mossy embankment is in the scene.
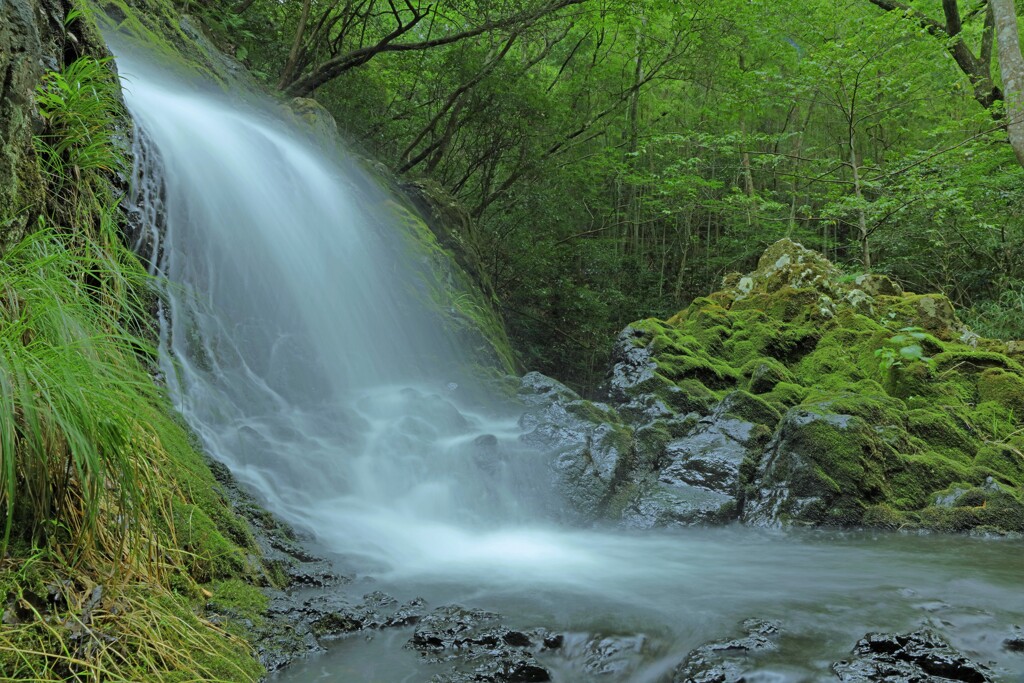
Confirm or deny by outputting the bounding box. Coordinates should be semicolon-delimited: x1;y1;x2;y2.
0;0;314;680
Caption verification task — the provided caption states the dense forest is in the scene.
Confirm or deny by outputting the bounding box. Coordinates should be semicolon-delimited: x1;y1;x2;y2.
184;0;1024;389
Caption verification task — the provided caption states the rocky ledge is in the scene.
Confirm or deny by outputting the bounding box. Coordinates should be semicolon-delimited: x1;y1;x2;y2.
520;239;1024;533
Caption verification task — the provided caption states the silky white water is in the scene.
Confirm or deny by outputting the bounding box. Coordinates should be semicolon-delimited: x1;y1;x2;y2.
110;46;1024;682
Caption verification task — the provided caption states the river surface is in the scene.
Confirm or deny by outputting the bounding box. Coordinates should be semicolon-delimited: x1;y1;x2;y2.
108;39;1024;682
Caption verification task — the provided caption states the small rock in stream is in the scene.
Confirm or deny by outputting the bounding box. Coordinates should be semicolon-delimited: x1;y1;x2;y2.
1004;625;1024;653
832;628;993;682
407;605;553;682
672;618;781;683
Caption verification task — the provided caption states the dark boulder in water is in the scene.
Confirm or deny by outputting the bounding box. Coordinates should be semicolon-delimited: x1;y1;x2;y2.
407;605;552;682
832;628;993;682
672;618;781;683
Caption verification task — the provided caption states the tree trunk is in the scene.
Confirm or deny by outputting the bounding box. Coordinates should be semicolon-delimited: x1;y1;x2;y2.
850;134;871;269
992;0;1024;167
624;22;645;254
278;0;313;91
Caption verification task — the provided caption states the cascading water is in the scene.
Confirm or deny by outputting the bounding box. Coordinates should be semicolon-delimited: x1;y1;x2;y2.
110;42;1024;682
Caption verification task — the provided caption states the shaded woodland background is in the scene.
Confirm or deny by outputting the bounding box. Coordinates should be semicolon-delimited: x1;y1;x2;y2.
197;0;1024;389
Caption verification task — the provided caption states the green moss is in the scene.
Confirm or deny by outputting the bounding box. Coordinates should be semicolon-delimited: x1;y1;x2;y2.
933;350;1024;375
172;501;251;583
633;422;673;471
605;480;642;520
740;357;793;394
391;201;516;374
731;287;829;324
655;349;740;389
974;444;1024;486
977;367;1024;416
969;401;1019;441
917;486;1024;533
209;578;270;626
802;384;905;427
889;452;975;509
631;239;1024;533
763;381;808;409
720;390;782;428
565;399;620;425
906;408;979;461
86;0;228;83
861;503;907;530
875;293;959;338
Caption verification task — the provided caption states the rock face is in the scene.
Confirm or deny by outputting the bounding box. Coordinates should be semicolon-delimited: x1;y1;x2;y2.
0;0;84;251
524;239;1024;533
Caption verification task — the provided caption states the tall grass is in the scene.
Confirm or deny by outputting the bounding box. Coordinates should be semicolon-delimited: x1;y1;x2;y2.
35;55;126;179
963;283;1024;341
0;227;161;561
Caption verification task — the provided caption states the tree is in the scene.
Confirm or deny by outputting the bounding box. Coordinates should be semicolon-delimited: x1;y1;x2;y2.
993;0;1024;165
273;0;590;98
865;0;1001;109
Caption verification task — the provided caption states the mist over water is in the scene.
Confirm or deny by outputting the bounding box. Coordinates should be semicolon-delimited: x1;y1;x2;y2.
111;44;1024;682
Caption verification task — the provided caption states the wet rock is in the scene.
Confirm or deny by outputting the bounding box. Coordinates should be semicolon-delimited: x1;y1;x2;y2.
1003;626;1024;653
580;634;648;676
303;590;427;636
518;373;634;519
606;326;661;404
742;402;902;528
620;393;774;527
518;371;581;406
408;605;552;683
832;628;993;682
672;618;781;683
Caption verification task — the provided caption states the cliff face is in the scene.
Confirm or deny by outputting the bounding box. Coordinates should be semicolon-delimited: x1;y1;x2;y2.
522;239;1024;534
1;0;87;250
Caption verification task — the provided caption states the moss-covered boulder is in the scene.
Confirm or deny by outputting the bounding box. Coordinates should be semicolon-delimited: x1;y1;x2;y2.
594;238;1024;533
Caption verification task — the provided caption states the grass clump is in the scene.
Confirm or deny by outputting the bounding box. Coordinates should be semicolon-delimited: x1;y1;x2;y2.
0;226;158;559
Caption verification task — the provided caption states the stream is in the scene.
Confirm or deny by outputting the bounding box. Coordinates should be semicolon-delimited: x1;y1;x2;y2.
110;41;1024;682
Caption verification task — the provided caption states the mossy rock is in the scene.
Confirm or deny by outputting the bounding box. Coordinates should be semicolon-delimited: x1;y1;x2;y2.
718;390;782;429
977;367;1024;416
875;293;959;339
611;239;1024;533
741;357;794;394
905;408;979;462
743;409;896;527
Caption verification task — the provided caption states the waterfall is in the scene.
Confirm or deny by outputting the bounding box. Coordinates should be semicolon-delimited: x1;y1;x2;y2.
114;43;560;573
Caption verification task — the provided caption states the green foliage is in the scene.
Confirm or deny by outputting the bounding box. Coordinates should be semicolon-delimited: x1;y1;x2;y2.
962;282;1024;340
874;327;934;372
210;0;1024;389
34;55;127;229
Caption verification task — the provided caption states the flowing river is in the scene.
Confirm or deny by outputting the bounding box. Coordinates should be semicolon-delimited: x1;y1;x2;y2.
109;42;1024;682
